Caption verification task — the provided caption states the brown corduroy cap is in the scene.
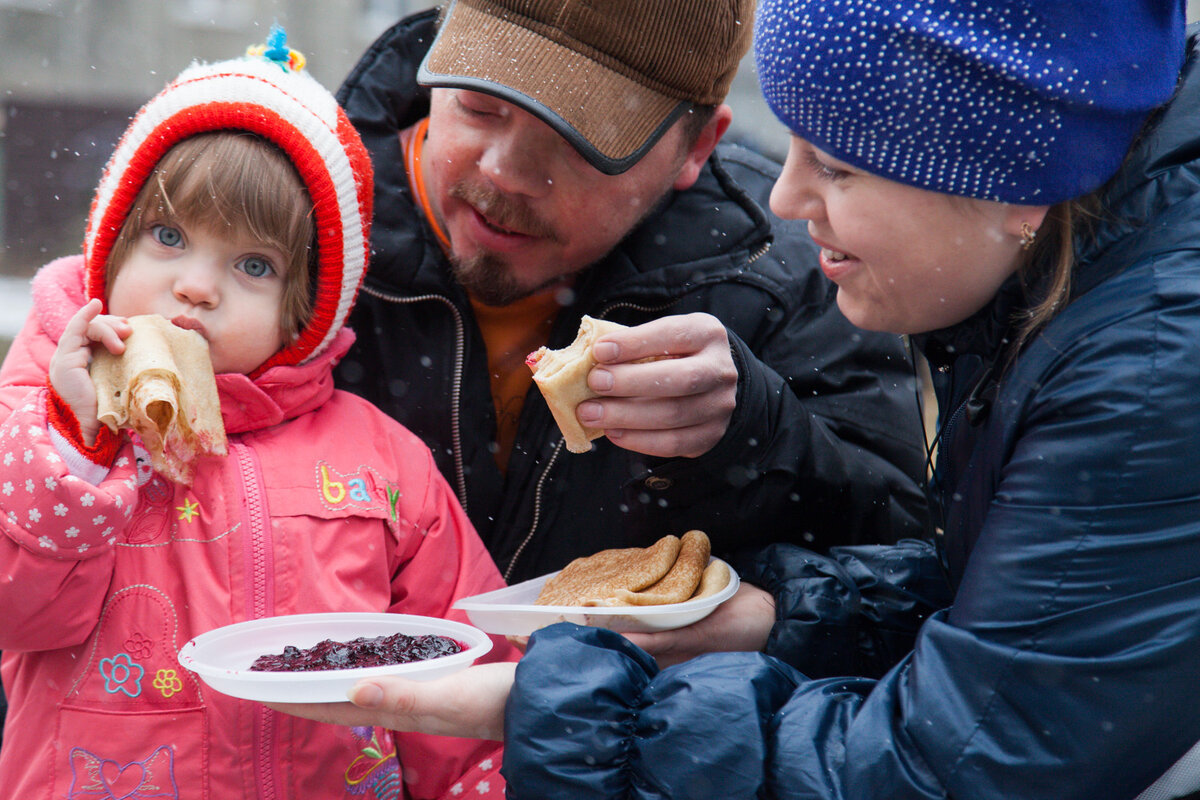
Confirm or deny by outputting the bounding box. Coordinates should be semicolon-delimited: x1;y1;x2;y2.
417;0;756;175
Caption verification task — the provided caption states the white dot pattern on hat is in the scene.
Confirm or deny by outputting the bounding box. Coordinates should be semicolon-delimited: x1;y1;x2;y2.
749;0;1194;206
754;0;1093;201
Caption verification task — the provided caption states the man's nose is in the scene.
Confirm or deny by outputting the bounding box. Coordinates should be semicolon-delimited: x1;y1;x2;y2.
476;124;555;198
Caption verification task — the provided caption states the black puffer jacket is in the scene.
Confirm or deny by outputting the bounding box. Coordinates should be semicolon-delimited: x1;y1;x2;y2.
335;11;928;582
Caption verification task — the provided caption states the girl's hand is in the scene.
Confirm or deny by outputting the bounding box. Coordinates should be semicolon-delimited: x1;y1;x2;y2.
49;299;132;445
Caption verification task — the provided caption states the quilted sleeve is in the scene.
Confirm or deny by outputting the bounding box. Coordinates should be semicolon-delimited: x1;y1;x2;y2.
0;386;138;651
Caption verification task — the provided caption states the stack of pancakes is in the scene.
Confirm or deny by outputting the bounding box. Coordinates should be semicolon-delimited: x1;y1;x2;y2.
535;530;729;607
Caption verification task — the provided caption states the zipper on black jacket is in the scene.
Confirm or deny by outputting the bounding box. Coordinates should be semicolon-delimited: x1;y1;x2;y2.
502;243;772;578
360;284;471;512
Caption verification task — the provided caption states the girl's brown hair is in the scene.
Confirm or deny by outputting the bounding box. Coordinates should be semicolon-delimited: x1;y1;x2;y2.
105;131;316;340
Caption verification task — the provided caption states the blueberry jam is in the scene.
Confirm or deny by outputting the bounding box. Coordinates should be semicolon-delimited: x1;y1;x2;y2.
249;632;463;672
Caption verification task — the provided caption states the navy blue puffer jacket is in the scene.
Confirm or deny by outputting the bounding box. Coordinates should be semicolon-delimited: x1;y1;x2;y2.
502;30;1200;800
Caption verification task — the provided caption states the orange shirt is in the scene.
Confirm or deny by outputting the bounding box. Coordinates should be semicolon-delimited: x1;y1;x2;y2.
400;119;561;472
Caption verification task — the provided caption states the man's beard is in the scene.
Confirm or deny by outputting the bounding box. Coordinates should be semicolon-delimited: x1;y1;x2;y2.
447;179;566;306
450;250;560;306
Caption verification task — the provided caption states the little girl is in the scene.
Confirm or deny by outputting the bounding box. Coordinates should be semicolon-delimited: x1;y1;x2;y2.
0;30;515;799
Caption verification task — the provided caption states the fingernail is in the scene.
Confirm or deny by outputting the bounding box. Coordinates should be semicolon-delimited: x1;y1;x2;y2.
351;682;384;708
593;342;618;362
590;369;613;392
577;400;602;423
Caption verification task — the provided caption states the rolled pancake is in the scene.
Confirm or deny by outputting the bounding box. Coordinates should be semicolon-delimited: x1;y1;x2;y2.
535;534;682;607
526;315;627;453
688;559;732;600
91;314;227;485
612;530;711;606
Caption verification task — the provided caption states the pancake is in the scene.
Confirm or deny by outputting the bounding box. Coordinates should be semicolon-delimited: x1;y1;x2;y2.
612;530;711;605
91;314;227;485
526;315;627;453
534;534;682;607
535;531;732;608
689;559;731;600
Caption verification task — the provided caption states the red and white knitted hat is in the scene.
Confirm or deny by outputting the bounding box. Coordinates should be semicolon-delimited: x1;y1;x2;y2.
83;28;373;373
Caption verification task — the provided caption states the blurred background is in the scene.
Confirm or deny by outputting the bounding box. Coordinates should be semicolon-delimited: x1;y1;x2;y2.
0;0;788;352
1;0;1198;356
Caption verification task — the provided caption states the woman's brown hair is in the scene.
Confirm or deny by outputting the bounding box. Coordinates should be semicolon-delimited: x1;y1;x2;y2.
105;131;316;340
1009;195;1101;354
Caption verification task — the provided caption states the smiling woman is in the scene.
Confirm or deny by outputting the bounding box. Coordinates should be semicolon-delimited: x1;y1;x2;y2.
771;137;1033;335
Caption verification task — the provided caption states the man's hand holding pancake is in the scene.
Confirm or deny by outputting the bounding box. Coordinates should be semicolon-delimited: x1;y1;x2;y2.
530;312;738;458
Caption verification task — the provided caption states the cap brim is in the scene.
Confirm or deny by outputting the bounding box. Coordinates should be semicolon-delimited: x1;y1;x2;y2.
418;0;690;175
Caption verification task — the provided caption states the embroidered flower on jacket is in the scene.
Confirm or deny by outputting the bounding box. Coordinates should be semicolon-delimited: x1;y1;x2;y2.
100;653;144;697
153;669;184;698
125;632;154;659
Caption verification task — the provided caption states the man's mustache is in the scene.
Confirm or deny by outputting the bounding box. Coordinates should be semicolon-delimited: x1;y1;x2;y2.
448;181;560;242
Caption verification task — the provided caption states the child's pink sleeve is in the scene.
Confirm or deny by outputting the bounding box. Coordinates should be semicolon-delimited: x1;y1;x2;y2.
432;745;506;799
0;385;138;650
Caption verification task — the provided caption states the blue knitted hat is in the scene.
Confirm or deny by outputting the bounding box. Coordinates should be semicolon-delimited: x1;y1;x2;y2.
755;0;1186;204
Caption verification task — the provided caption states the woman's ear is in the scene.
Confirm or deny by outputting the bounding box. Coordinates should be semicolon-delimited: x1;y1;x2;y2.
1005;203;1051;242
673;104;733;192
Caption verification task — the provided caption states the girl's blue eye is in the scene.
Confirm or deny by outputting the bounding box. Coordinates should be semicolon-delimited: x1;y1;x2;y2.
240;256;275;278
151;224;183;247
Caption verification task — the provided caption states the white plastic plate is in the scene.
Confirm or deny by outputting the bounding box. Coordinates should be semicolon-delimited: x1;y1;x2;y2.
177;612;492;703
453;558;740;635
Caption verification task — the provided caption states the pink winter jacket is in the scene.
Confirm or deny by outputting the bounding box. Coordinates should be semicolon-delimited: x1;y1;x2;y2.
0;256;518;799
